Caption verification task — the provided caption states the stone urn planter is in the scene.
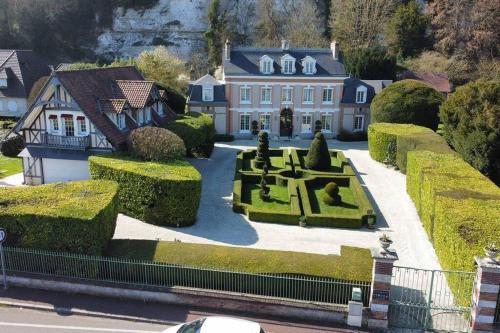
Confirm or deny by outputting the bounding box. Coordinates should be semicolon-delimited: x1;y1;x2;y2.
379;234;393;253
484;244;499;262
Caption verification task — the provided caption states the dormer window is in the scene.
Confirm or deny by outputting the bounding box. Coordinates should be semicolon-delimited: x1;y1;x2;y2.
301;56;316;75
202;85;214;101
281;54;296;75
260;55;274;74
356;86;367;103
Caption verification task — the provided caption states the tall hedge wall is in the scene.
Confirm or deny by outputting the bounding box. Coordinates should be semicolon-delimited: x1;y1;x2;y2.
407;151;500;269
368;123;453;173
89;155;201;227
164;112;215;157
0;180;119;255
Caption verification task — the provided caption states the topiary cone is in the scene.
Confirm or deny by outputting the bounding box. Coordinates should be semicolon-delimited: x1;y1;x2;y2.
306;132;331;171
255;130;270;168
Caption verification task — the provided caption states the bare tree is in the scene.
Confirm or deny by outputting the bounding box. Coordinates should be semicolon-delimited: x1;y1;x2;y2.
283;1;328;48
254;0;284;47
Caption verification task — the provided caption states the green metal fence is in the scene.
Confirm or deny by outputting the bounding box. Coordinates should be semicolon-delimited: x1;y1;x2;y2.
2;246;371;306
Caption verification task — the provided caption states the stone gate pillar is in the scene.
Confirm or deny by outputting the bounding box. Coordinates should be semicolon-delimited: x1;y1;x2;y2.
367;247;398;329
471;256;500;333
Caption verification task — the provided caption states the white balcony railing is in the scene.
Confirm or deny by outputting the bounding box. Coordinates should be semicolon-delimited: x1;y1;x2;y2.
44;133;90;150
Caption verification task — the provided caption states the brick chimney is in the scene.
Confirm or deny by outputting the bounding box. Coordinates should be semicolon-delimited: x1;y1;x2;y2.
224;39;231;61
331;41;339;60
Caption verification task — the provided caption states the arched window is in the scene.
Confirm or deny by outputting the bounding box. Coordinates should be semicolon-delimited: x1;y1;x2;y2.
260;55;274;74
301;56;317;75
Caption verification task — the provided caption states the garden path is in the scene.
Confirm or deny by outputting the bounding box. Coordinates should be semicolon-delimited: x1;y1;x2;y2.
114;139;441;270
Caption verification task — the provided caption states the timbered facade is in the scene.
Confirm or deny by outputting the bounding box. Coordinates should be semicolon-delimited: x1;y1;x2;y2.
16;66;176;185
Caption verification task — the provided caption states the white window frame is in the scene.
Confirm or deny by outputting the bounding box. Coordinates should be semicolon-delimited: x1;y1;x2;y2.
260;55;274;74
354;115;365;132
356;86;367;103
0;79;7;89
303;87;314;104
202;86;214;102
281;87;293;103
301;114;312;133
321;114;332;132
322;88;334;104
240;86;252;104
240;114;251;133
260;86;272;104
77;117;87;135
259;114;271;131
49;116;59;134
281;54;296;75
116;113;126;130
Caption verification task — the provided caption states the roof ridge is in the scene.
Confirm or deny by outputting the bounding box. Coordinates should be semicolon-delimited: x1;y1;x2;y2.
0;50;16;69
115;79;154;83
56;65;138;73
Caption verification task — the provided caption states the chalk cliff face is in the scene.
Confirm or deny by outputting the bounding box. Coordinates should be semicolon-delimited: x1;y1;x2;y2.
95;0;209;61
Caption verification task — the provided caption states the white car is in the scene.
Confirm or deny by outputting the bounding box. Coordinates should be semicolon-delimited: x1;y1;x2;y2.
163;316;265;333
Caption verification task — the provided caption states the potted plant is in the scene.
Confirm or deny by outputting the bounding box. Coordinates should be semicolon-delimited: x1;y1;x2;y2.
484;244;499;262
299;216;307;227
379;233;393;252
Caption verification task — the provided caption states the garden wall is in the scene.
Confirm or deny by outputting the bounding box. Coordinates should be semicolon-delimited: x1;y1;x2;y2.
0;180;119;255
89;155;201;227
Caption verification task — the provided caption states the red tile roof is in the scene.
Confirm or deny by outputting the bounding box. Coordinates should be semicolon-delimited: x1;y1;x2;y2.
98;99;128;113
113;80;155;109
55;66;146;148
401;71;451;93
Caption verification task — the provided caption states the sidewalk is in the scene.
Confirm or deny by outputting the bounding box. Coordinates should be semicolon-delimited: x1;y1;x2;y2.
0;287;371;333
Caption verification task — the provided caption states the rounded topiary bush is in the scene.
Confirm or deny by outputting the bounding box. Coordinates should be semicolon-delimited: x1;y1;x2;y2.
322;182;341;206
371;79;444;131
1;135;25;157
306;132;331;171
128;126;186;161
440;80;500;185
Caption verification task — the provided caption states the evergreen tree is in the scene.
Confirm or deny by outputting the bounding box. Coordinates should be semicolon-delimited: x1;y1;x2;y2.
322;182;342;206
306;132;331;171
259;163;271;201
386;0;429;58
204;0;227;69
344;46;396;79
255;131;270;169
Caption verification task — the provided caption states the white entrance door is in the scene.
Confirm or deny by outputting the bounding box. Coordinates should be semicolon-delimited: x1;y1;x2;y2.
42;158;89;183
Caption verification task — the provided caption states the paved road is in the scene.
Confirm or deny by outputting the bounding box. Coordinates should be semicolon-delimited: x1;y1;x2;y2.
0;287;369;333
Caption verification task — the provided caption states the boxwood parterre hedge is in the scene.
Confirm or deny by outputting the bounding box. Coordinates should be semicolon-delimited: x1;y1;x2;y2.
291;149;355;177
89;155;201;227
368;123;454;173
298;176;375;228
0;180;119;255
233;173;301;224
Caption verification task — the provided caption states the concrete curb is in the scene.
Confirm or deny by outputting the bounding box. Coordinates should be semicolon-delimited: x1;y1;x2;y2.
0;299;181;326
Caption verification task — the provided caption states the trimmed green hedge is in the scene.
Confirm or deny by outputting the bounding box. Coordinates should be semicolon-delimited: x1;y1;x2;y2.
298;176;375;228
406;150;500;303
107;240;373;282
164;112;215;157
235;149;293;176
368;123;453;173
0;180;119;255
233;173;301;224
291;149;355;177
89;155;201;227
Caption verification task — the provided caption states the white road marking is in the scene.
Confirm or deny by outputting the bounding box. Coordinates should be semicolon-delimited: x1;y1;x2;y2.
0;321;165;332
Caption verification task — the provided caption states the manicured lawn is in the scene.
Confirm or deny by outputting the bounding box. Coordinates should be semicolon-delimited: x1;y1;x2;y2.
0;154;22;179
243;155;286;171
242;183;290;212
309;185;360;216
106;240;372;281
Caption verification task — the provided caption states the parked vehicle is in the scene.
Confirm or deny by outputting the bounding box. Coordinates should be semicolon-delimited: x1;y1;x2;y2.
163;316;265;333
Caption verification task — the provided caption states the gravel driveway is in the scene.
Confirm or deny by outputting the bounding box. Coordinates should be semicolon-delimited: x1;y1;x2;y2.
114;139;441;269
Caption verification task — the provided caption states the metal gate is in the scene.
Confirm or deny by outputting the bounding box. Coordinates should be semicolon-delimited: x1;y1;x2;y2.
389;266;475;332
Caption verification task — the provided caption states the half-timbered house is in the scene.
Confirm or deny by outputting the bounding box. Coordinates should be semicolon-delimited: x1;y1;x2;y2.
15;66;176;185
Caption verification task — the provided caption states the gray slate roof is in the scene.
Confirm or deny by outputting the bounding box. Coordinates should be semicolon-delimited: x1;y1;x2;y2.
223;47;346;77
0;50;51;99
188;84;227;105
341;78;392;105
